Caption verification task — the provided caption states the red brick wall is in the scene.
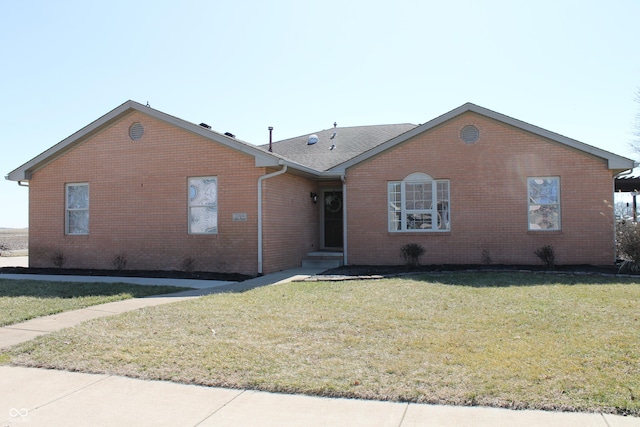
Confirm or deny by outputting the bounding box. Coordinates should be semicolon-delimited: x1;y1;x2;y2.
261;172;319;273
345;112;616;266
29;111;266;275
27;108;618;273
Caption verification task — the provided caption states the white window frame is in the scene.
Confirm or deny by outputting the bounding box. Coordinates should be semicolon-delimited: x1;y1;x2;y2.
65;183;89;235
188;176;218;234
528;177;561;231
388;173;450;232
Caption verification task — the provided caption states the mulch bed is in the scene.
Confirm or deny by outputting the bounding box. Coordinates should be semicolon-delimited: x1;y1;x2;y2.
0;266;251;282
322;263;633;277
1;263;637;283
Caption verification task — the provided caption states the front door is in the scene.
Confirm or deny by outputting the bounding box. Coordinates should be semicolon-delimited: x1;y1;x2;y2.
323;190;343;248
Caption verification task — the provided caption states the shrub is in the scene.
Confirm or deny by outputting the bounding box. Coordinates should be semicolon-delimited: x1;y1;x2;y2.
481;249;492;265
0;243;7;256
400;243;425;268
616;221;640;272
51;250;66;268
112;252;128;271
534;245;555;268
181;257;196;273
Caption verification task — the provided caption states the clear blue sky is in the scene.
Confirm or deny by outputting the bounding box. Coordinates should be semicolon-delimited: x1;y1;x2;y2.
2;0;639;228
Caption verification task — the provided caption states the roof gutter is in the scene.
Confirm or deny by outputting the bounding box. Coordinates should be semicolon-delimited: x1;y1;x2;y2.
257;164;288;275
614;161;639;178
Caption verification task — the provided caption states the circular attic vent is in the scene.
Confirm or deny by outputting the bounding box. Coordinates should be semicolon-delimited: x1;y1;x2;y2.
460;125;479;144
129;123;145;141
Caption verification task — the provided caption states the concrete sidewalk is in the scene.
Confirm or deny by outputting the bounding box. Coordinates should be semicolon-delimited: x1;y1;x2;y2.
1;259;639;426
1;366;637;427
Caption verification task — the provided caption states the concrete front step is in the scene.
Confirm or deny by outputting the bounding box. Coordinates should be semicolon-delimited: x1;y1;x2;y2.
301;259;342;269
306;251;343;258
301;251;344;269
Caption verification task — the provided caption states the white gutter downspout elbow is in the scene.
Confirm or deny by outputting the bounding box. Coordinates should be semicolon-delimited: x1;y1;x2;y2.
614;162;638;178
257;165;287;275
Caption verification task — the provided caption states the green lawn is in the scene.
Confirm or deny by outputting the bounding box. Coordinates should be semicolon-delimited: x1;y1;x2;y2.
2;272;639;416
0;279;190;327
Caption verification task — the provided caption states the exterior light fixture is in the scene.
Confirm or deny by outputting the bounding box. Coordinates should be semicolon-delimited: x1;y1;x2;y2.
310;192;318;204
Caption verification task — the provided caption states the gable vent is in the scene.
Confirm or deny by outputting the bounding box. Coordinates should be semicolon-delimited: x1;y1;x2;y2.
460;125;479;144
129;123;144;141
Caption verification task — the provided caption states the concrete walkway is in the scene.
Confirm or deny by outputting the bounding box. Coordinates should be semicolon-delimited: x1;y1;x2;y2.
3;365;637;427
1;258;639;426
0;263;327;348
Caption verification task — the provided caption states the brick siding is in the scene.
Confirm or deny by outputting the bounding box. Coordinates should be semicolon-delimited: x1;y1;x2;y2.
345;112;616;266
27;108;619;274
261;172;319;273
29;111;267;275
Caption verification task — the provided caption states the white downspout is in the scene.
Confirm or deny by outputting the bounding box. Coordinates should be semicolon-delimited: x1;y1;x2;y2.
257;165;287;275
341;174;347;266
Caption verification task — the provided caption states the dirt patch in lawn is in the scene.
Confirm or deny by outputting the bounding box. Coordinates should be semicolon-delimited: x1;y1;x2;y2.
0;228;28;256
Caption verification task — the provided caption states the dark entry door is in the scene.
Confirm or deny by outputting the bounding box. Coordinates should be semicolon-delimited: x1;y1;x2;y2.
323;191;343;248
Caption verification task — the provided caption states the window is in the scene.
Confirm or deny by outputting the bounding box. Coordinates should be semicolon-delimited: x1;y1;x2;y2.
528;177;560;230
389;173;450;232
189;177;218;234
66;183;89;235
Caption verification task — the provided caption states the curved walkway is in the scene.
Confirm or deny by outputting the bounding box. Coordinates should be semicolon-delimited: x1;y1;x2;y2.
1;259;638;426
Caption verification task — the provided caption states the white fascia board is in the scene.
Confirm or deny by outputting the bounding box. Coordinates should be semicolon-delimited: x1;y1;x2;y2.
330;105;471;173
330;102;634;173
6;100;290;181
466;103;635;171
131;102;285;163
254;155;281;167
7;100;137;181
282;159;335;178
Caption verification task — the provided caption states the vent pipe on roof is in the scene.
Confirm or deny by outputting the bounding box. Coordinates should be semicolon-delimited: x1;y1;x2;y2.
329;122;337;150
268;126;273;152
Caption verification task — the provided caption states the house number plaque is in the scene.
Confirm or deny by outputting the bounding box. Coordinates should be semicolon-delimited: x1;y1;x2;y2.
232;213;247;222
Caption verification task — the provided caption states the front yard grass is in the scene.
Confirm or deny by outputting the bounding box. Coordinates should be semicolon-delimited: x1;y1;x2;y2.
2;272;639;415
0;279;190;327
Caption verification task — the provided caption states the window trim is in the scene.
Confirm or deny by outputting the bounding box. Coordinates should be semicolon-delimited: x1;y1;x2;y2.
389;173;450;233
188;176;218;235
65;183;89;235
527;176;561;231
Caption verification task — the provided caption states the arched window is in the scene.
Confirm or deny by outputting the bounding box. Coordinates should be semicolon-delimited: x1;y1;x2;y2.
388;173;450;232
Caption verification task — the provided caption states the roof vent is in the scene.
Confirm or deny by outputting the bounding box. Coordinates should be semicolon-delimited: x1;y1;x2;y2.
460;125;479;144
307;134;319;145
129;123;144;141
199;123;212;129
224;132;235;138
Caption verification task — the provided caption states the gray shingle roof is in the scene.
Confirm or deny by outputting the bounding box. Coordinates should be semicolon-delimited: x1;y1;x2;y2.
261;123;418;172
